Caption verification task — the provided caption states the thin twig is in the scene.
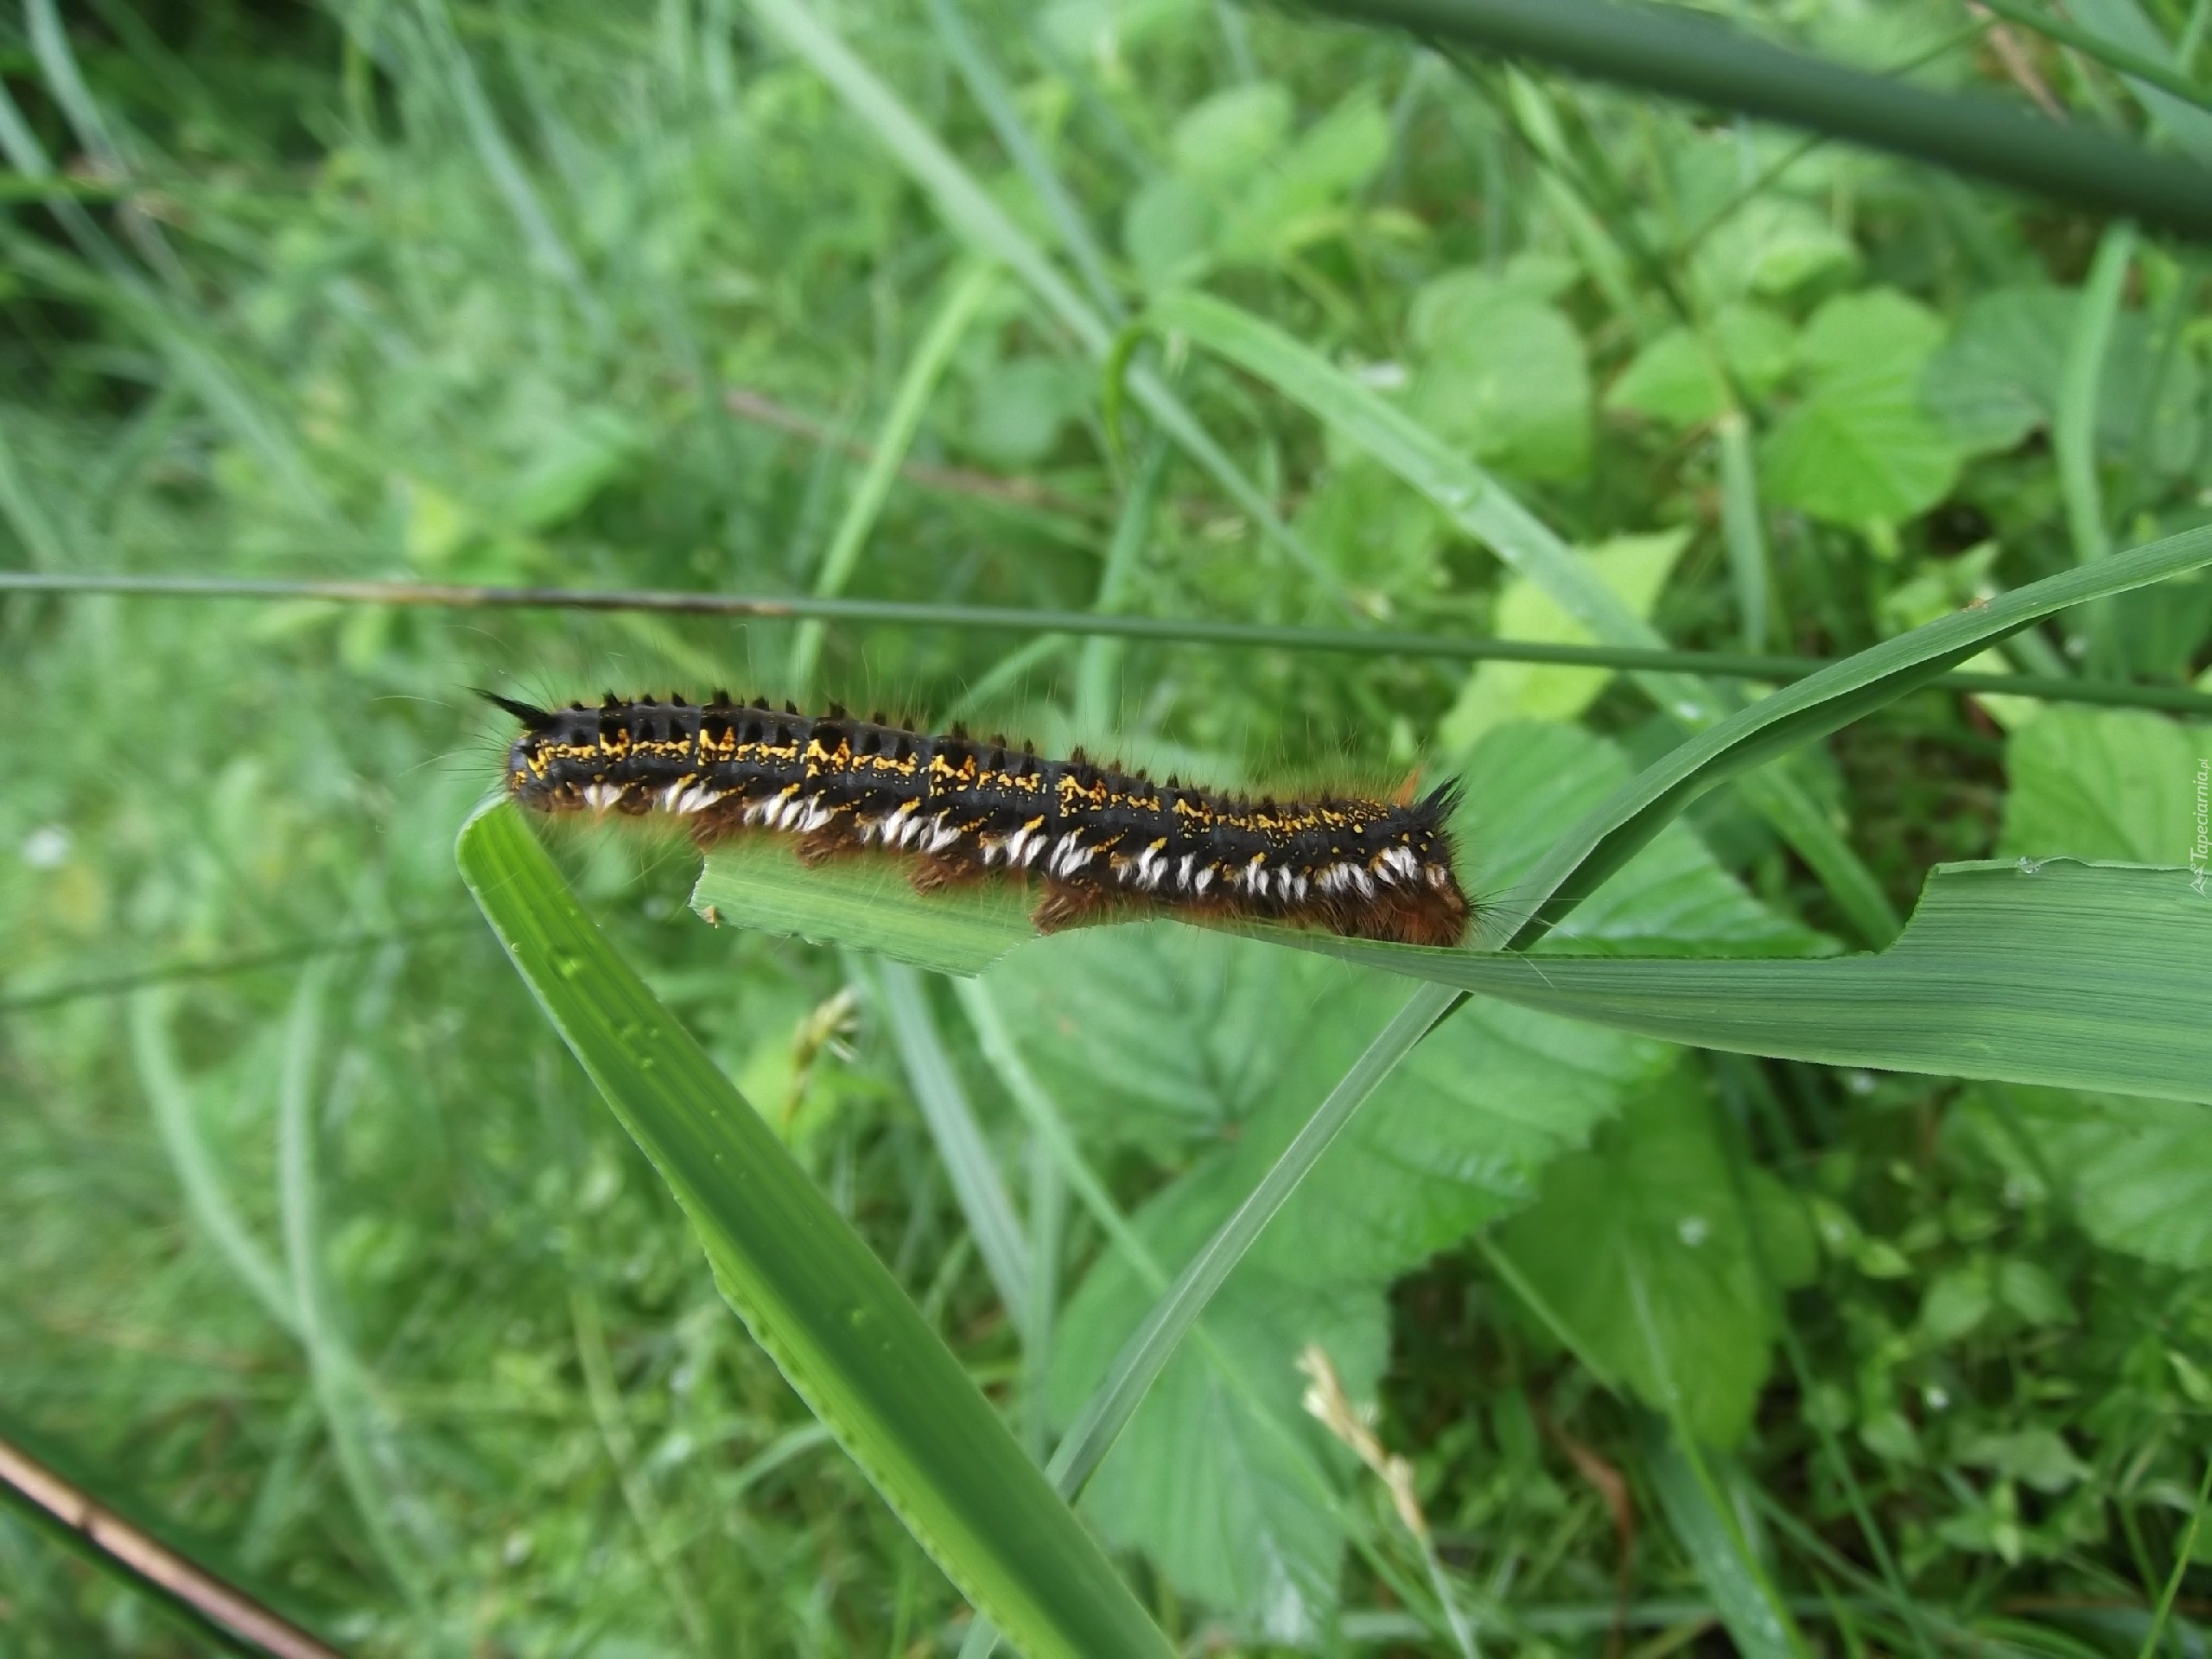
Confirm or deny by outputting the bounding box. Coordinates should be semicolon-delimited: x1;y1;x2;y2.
0;1435;346;1659
1968;5;2067;122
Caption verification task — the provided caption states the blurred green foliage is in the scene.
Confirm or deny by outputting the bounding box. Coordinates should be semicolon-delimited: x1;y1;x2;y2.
1;0;2208;1654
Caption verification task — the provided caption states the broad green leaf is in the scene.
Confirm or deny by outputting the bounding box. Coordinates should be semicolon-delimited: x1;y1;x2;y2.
1409;270;1592;480
1965;1086;2212;1268
1298;861;2212;1104
1439;531;1690;751
982;924;1311;1156
1690;194;1858;302
1922;285;2204;474
1294;456;1446;599
1049;1154;1386;1637
1606;303;1796;429
1761;289;1961;526
1999;705;2208;866
1029;721;1817;1624
1494;1070;1803;1446
457;803;1172;1659
1217;86;1389;264
1465;721;1834;961
1170;83;1293;186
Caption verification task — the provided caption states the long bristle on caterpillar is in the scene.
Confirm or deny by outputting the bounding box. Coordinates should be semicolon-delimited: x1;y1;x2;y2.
490;692;1472;948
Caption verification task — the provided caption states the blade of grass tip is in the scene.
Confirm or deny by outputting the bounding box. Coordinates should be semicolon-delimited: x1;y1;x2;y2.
740;0;1352;607
1042;981;1463;1501
275;964;425;1611
925;0;1123;321
568;1286;712;1650
1287;0;2212;243
1715;410;1771;653
1146;288;1901;942
2137;1456;2212;1659
790;260;1000;695
459;803;1172;1656
127;991;299;1336
862;957;1034;1335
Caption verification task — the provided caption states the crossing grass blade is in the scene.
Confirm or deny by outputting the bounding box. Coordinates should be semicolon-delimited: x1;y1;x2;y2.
458;802;1173;1659
1287;861;2212;1105
1138;288;1904;944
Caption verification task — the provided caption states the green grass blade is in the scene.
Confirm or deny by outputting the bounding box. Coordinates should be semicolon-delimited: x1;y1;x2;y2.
1494;523;2212;945
924;0;1123;321
692;837;1034;975
1715;410;1770;652
127;990;299;1336
1644;1427;1809;1659
1145;287;1900;941
275;965;426;1610
456;801;1173;1659
791;260;1000;693
1040;982;1459;1499
739;0;1348;603
1290;861;2212;1104
1291;0;2212;242
2057;223;2134;571
868;957;1034;1326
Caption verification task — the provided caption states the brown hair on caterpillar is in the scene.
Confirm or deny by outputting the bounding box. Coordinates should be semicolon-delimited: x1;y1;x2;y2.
487;691;1473;948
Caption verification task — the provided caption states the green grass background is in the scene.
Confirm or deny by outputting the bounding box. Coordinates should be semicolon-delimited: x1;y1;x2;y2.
2;0;2209;1653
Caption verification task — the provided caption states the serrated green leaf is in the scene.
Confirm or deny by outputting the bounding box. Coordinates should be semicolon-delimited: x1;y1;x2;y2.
1999;705;2208;866
1440;532;1689;752
1409;273;1591;480
1761;289;1961;525
1048;1155;1384;1637
457;803;1172;1659
1606;303;1795;429
1968;1085;2212;1268
1494;1070;1789;1446
1922;284;2204;473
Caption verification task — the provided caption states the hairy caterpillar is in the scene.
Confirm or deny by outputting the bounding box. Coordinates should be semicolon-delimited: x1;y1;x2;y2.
490;692;1472;947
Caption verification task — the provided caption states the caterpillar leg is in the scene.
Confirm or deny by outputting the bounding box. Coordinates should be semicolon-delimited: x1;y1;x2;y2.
1031;881;1119;934
907;854;981;895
